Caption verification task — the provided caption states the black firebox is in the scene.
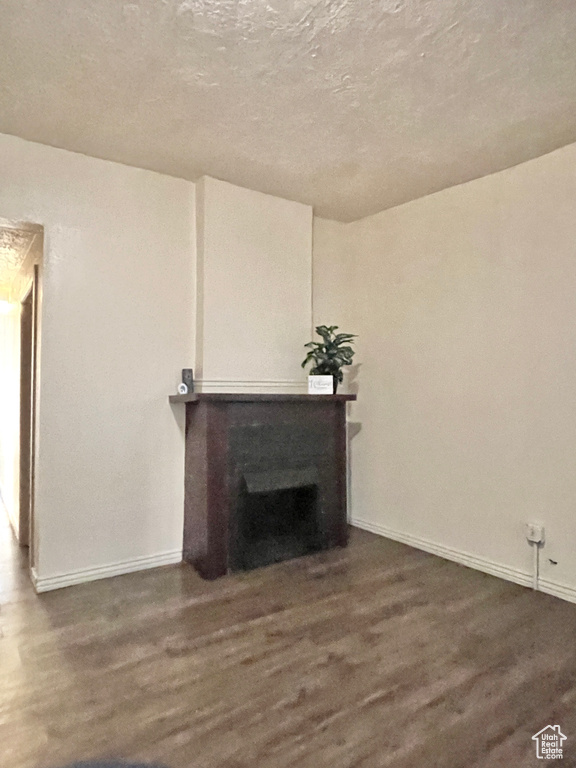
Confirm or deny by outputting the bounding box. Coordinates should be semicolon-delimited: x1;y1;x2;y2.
231;468;324;571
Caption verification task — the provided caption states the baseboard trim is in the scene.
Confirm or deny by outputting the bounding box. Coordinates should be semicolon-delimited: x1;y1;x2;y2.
351;517;576;605
197;379;307;394
31;550;182;593
538;577;576;605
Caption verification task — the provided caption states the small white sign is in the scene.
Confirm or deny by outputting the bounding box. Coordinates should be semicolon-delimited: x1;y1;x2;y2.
308;375;333;395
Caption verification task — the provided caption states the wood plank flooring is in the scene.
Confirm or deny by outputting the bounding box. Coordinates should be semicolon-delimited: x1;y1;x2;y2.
1;512;576;768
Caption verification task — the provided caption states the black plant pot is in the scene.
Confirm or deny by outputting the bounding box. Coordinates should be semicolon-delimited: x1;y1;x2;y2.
333;376;339;394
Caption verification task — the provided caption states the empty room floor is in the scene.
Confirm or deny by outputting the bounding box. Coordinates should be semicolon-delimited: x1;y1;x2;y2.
1;520;576;768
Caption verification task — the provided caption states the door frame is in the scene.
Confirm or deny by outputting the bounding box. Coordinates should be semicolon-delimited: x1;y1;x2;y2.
18;281;33;547
18;264;40;561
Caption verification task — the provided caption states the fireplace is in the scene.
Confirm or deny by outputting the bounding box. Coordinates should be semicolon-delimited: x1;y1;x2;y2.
169;392;356;579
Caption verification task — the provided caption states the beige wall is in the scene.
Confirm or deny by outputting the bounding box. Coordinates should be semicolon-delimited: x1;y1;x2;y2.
0;133;196;589
196;176;313;393
314;141;576;600
312;218;356;329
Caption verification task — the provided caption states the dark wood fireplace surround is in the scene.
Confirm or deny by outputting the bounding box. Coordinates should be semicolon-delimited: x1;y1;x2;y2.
169;392;356;579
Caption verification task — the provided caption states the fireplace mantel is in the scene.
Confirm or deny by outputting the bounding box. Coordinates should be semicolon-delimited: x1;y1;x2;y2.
171;391;356;579
170;392;357;403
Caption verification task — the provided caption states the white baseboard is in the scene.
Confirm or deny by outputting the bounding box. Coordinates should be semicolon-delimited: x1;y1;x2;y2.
351;517;576;605
31;550;182;593
197;379;307;394
538;577;576;605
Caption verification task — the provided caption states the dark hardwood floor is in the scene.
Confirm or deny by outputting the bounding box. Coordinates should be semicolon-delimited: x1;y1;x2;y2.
1;511;576;768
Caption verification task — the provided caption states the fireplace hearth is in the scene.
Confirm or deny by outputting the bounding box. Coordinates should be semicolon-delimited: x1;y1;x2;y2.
169;392;356;579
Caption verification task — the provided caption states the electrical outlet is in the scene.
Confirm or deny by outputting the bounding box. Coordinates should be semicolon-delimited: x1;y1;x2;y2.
526;523;545;543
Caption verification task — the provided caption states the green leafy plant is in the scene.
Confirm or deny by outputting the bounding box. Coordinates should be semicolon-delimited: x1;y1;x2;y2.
301;325;356;386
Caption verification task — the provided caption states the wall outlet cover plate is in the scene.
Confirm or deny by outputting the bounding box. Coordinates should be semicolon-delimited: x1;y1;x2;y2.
526;522;545;543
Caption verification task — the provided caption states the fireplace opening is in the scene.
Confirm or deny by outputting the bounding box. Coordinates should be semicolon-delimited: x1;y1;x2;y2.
233;469;325;572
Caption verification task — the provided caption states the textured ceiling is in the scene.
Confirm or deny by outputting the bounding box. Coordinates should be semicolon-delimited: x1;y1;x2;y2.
0;227;36;300
1;0;576;221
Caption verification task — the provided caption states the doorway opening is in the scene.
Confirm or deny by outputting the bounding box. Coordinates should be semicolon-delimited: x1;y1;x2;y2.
0;220;43;588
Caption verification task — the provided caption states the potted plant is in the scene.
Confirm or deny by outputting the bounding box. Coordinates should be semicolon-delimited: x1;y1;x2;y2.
302;325;356;394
